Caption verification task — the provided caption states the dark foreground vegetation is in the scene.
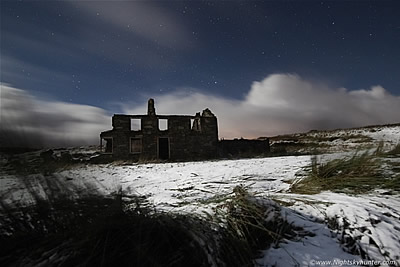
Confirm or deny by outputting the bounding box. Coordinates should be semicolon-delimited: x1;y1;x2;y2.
0;181;307;267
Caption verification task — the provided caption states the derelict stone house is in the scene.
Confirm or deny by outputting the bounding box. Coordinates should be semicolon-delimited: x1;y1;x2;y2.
100;99;219;160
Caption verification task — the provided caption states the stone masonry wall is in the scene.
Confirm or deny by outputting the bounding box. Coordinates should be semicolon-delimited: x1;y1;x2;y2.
100;99;218;161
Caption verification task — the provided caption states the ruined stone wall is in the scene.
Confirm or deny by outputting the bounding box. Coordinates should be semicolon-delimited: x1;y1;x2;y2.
219;139;270;158
167;117;191;160
100;112;218;161
187;115;218;159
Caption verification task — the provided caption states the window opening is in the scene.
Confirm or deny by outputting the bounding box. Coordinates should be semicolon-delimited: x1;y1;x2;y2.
102;138;113;153
192;118;201;131
131;119;141;131
159;119;168;131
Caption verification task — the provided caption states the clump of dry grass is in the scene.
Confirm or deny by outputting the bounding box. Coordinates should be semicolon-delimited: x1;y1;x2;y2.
386;143;400;156
291;150;384;194
208;185;311;266
291;141;400;194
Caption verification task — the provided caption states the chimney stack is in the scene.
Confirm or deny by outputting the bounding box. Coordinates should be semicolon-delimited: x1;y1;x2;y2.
147;98;156;116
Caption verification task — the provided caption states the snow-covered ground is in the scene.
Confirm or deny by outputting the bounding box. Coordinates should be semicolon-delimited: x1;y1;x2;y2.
2;155;399;266
1;124;399;266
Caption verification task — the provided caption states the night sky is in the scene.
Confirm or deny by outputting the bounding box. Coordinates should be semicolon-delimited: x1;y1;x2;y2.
1;1;400;146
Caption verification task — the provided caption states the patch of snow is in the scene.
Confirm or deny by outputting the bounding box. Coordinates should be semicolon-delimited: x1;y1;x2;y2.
1;145;400;265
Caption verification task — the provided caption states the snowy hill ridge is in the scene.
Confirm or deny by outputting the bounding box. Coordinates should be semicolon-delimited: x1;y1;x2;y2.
269;123;400;155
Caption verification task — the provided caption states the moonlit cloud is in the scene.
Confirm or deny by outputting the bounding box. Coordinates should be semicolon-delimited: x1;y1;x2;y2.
123;74;400;138
1;74;399;148
0;84;111;148
71;1;193;49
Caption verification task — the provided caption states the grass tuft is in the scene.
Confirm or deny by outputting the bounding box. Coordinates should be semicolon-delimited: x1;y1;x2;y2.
291;150;387;194
209;185;310;265
386;143;400;156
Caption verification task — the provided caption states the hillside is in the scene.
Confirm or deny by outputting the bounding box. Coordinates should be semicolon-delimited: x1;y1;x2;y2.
1;123;400;266
269;123;400;155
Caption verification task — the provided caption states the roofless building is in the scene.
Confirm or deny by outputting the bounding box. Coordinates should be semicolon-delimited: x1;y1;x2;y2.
100;99;219;160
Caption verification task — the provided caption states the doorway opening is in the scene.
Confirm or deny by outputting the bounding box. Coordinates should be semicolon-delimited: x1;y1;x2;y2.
158;137;169;160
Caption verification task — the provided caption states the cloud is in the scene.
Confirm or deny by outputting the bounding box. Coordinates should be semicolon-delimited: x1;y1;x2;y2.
71;1;193;49
123;74;400;138
2;74;399;148
1;2;187;88
1;55;73;89
0;84;111;148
